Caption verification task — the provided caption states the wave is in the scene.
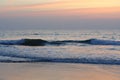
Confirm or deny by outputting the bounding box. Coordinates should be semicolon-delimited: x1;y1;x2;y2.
0;38;120;46
0;56;120;65
0;39;47;46
0;51;120;65
0;38;120;65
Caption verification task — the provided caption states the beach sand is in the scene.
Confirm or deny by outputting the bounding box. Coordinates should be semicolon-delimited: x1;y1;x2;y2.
0;63;120;80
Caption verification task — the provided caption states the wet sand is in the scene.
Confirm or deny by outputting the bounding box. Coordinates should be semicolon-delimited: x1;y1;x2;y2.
0;63;120;80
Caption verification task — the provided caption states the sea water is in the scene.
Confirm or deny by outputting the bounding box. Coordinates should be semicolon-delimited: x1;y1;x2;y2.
0;29;120;65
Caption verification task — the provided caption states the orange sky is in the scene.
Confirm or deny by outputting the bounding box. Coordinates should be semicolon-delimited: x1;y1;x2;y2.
0;0;120;30
0;0;120;18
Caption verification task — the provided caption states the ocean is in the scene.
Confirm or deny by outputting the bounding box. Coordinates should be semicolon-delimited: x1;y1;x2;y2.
0;29;120;65
0;29;120;80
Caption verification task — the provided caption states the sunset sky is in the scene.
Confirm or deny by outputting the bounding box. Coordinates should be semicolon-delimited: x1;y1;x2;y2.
0;0;120;30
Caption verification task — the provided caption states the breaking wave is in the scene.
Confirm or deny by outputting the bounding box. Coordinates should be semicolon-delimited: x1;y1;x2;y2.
0;55;120;65
0;38;120;46
0;38;120;65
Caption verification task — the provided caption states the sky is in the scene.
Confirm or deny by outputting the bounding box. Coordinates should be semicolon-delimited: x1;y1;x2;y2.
0;0;120;30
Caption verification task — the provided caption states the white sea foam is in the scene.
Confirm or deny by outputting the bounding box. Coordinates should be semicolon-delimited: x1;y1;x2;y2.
91;39;120;45
0;45;120;64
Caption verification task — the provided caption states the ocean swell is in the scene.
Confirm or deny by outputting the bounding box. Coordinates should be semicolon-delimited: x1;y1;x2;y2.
0;38;120;46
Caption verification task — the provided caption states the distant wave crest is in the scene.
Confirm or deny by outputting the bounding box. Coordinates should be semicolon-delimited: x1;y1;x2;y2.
0;38;120;46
